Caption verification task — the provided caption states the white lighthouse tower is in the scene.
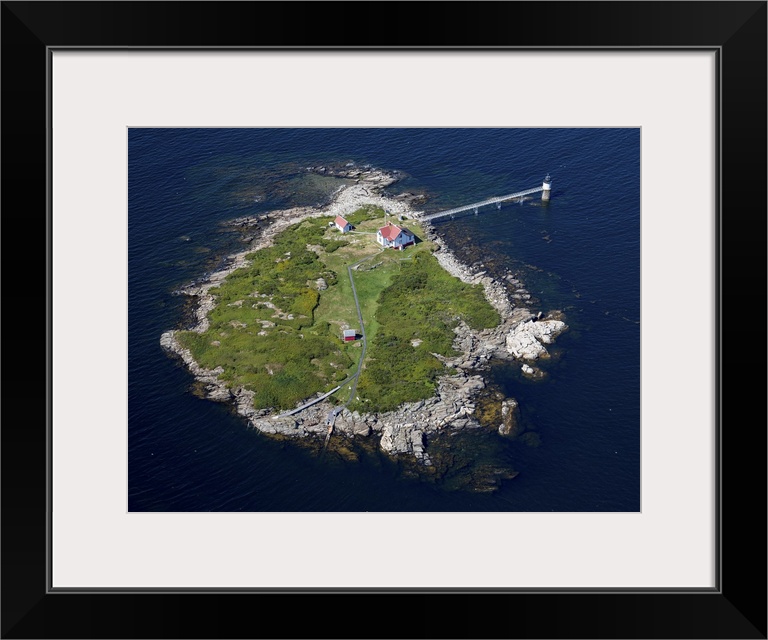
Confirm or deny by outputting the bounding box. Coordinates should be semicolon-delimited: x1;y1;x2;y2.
541;174;552;202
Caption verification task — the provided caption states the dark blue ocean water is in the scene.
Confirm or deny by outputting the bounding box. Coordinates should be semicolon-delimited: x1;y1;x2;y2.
128;128;640;512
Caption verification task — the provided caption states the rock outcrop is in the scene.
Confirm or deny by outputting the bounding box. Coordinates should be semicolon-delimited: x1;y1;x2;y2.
506;319;567;360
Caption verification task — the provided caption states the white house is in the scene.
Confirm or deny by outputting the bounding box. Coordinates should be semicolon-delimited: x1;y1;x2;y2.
376;222;415;250
334;216;352;233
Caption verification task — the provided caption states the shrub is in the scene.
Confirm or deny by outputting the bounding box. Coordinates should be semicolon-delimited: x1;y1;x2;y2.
322;240;348;253
291;288;320;319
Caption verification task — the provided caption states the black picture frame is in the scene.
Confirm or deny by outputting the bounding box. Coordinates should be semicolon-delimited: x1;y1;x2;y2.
3;2;765;638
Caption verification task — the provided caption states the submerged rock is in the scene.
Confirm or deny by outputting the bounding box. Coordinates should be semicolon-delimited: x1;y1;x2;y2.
498;398;523;438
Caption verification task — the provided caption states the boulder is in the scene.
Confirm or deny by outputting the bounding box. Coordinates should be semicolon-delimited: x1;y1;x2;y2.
353;422;371;437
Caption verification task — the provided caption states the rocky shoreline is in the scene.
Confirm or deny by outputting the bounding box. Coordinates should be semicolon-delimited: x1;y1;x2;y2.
160;165;568;466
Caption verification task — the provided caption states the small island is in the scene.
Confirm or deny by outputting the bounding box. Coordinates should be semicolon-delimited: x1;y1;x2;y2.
161;166;567;478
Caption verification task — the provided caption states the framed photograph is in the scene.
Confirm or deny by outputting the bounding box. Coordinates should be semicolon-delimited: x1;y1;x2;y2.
4;2;765;638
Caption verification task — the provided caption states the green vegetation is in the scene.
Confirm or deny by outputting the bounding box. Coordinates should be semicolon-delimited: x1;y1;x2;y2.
343;205;384;226
323;240;348;253
176;205;500;413
350;251;500;412
176;215;355;410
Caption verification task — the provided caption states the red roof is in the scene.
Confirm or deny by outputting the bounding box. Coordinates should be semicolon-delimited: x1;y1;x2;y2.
378;223;403;241
334;216;350;227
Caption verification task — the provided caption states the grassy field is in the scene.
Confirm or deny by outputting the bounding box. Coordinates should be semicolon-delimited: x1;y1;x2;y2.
176;205;500;412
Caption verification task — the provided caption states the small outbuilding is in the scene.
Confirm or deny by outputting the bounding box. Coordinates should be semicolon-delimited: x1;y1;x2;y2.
342;329;357;342
334;216;352;233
